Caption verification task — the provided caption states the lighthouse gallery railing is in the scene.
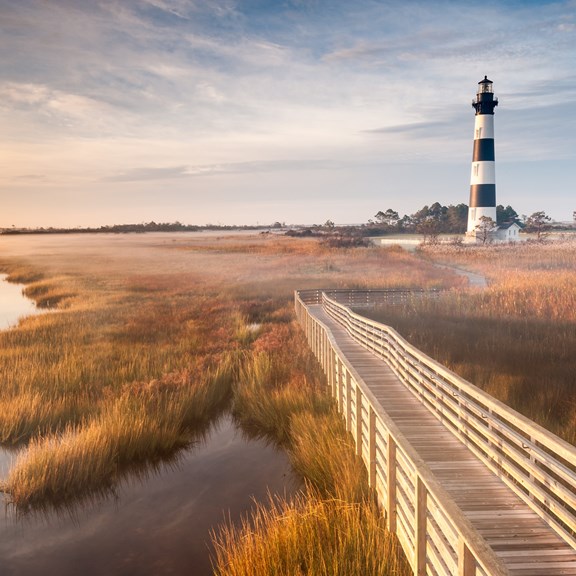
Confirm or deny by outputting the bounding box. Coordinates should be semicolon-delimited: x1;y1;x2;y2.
295;289;576;576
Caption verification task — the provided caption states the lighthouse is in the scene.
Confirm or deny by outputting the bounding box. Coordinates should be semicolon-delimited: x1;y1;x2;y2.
467;76;498;235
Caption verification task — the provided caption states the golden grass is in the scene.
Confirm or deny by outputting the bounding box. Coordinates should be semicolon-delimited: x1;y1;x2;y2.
212;490;409;576
288;411;369;503
232;321;333;445
0;233;444;571
2;361;233;511
370;239;576;444
220;312;410;574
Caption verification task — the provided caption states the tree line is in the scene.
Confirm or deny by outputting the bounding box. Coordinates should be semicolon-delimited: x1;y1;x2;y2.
368;202;521;235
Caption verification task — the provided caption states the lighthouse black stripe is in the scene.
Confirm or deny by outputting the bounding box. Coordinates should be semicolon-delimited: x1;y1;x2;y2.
472;139;495;162
469;184;496;207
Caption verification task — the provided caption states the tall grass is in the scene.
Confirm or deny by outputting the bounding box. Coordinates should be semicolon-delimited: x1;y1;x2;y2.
232;321;333;445
370;239;576;444
1;360;234;511
212;490;409;576
288;411;369;503
0;260;245;510
0;234;442;572
219;313;410;575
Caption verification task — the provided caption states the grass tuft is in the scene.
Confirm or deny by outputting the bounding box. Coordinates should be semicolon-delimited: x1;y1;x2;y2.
212;490;409;576
1;361;234;511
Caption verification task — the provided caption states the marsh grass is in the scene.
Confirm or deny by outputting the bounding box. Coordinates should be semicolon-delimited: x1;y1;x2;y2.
220;313;410;575
212;490;409;576
1;359;234;511
232;320;332;445
371;239;576;444
0;258;244;510
0;234;441;571
289;411;369;503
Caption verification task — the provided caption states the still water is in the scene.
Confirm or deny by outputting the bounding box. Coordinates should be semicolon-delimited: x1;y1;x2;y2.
0;415;299;576
0;274;36;479
0;273;39;330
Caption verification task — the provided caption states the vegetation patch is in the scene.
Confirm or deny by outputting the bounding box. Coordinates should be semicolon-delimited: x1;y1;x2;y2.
369;239;576;444
212;490;408;576
0;234;456;571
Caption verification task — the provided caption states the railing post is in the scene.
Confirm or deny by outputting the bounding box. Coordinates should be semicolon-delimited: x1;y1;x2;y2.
337;358;344;413
387;435;397;532
346;371;352;433
322;332;327;373
415;477;427;575
369;407;377;488
356;386;363;458
458;539;475;576
330;349;337;398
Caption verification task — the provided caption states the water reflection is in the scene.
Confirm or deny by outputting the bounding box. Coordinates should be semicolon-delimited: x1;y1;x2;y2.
0;274;40;485
0;447;20;478
0;273;39;329
0;414;299;576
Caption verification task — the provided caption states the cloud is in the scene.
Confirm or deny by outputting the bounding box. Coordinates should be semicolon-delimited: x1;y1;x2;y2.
0;81;126;135
104;166;193;182
364;121;450;136
104;159;340;182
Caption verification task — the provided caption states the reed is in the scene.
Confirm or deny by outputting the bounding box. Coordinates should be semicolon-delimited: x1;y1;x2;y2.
212;490;410;576
232;321;332;445
288;411;369;503
1;360;234;511
371;239;576;444
220;313;410;574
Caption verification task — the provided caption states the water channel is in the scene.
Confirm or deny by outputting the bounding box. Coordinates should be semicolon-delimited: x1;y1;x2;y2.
0;276;300;576
0;273;39;330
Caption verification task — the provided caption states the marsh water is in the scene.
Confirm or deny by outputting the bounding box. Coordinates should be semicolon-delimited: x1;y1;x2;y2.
0;274;37;478
0;273;300;575
0;273;39;330
0;415;298;576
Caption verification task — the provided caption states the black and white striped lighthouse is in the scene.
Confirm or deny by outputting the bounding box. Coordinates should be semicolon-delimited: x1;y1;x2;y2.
467;76;498;234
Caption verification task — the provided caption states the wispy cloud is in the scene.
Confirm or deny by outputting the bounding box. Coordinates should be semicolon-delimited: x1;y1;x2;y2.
104;159;340;182
365;121;451;136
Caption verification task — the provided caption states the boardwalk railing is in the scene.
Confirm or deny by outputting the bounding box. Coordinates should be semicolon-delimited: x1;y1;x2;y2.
295;288;576;576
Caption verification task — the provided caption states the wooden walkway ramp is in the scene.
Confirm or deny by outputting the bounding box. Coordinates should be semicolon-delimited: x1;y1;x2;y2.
304;300;576;575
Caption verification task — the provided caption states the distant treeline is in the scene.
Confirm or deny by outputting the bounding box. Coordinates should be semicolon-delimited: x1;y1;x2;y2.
364;202;521;235
2;203;571;237
287;203;522;239
0;221;266;235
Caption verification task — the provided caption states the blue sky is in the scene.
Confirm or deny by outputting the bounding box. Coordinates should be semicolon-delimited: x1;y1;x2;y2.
0;0;574;227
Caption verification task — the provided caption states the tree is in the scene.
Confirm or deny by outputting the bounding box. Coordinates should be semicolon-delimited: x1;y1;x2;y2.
497;204;519;224
524;211;551;241
474;216;497;245
445;204;468;233
417;216;443;244
374;209;400;228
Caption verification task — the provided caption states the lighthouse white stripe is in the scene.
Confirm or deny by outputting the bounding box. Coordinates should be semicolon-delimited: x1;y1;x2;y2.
470;161;495;185
473;115;494;139
467;206;497;231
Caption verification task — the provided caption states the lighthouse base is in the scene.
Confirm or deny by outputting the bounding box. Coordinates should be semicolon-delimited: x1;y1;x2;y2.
467;206;497;235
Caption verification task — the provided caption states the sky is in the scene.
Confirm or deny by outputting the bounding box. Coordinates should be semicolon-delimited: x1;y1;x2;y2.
0;0;575;228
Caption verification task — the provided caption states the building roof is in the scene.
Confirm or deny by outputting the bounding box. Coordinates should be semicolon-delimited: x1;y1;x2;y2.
497;221;522;230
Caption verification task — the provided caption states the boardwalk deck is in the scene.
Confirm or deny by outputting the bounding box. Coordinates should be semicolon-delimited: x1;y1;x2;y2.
308;304;576;575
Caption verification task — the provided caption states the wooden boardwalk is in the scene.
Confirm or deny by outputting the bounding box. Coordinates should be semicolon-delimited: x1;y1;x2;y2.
308;303;576;575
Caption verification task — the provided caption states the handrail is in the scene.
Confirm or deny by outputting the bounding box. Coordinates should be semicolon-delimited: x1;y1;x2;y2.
296;288;440;307
295;288;576;575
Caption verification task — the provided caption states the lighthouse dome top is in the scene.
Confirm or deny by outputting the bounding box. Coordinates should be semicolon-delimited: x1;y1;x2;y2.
478;76;493;93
